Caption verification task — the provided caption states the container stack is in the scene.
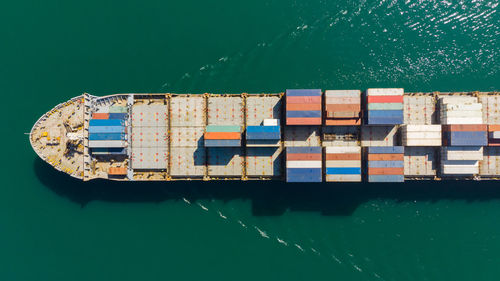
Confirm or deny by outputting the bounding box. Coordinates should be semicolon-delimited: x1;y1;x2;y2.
286;89;322;125
246;121;280;147
442;125;488;146
324;90;361;125
401;125;442;146
286;147;322;182
488;125;500;146
88;118;127;150
366;89;404;125
439;97;482;124
204;125;241;147
367;146;404;182
325;147;361;182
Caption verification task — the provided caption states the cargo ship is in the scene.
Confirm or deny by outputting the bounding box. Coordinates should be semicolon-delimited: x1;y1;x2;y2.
29;89;500;182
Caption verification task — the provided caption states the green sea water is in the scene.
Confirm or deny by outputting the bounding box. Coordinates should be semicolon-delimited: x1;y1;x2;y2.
2;0;500;280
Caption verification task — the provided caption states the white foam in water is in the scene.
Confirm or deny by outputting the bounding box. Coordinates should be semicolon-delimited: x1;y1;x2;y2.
197;203;208;211
217;211;227;219
182;198;191;204
254;226;269;239
237;220;247;228
294;244;304;252
276;237;288;246
331;255;342;264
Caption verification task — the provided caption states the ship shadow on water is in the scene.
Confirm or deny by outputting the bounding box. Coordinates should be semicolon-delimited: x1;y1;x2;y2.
34;157;500;216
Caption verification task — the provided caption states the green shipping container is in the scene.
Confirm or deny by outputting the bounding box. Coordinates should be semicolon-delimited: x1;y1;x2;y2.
367;103;404;110
205;125;241;132
109;106;128;113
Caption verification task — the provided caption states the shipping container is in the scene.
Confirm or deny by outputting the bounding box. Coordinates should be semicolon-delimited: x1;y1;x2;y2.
287;110;321;118
325;153;361;160
286;89;322;96
368;175;404;182
286;96;322;104
89;126;126;134
108;113;128;119
286;146;322;154
442;146;483;161
325;146;361;153
488;125;500;132
367;96;404;103
286;168;322;182
204;139;241;147
325;104;361;112
246;96;282;126
92;113;109;119
442;124;487;132
91;147;127;155
326;111;359;118
367;146;404;154
325;90;361;98
368;161;404;168
367;110;404;118
439;96;478;104
444;103;482;111
444;131;487;146
108;167;127;175
490;132;500;139
366;88;404;96
89;133;126;141
88;140;126;148
325;160;361;167
479;96;500;124
403;95;436;125
246;125;280;133
89;119;125;126
479;147;500;176
325;97;359;104
287;104;322;111
246;139;281;147
286;161;322;168
404;147;437;176
440;117;483;125
287;153;322;161
325;119;361;126
263;119;279;126
286;117;322;125
246;132;281;140
326;174;362;182
109;106;128;113
367;153;404;161
205;125;241;132
326;167;361;174
368;167;404;175
204;132;241;140
367;103;404;110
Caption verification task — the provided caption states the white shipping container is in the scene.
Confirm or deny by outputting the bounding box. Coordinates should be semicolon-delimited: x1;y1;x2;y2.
366;88;404;96
440;110;482;118
440;117;483;124
405;131;442;139
402;139;442;146
441;160;479;167
263;119;279;126
325;90;361;98
490;131;500;139
444;103;482;111
286;161;322;168
89;140;127;148
325;160;361;167
439;96;478;104
402;125;442;132
325;146;361;154
479;147;500;176
442;147;484;161
441;166;479;174
326;174;362;182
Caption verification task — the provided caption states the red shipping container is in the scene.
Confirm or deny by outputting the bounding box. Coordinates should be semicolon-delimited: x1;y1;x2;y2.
286;153;322;161
442;124;487;132
108;167;127;175
325;119;361;126
488;139;500;146
367;154;404;161
488;125;500;132
325;153;361;160
286;117;321;125
287;103;322;111
367;96;403;103
368;167;404;175
204;132;241;140
325;104;361;112
92;113;109;119
286;96;321;104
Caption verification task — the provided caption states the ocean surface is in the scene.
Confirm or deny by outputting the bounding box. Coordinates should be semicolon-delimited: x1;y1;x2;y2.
1;0;500;280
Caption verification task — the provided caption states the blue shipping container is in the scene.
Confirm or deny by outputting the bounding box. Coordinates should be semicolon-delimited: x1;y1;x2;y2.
286;168;322;182
91;148;127;155
89;133;125;141
204;139;241;147
89;126;126;134
368;175;405;182
326;167;361;175
246;126;280;133
286;147;322;154
367;118;404;125
287;110;321;118
286;89;322;96
108;113;128;119
367;146;404;154
368;161;404;168
447;131;488;146
89;119;124;126
246;132;281;140
367;110;404;118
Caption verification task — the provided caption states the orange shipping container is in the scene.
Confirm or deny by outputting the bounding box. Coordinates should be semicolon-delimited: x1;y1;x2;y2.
108;167;127;175
488;125;500;132
287;103;322;111
286;96;321;104
327;111;359;118
368;167;404;175
325;153;361;160
204;132;241;140
325;104;361;112
367;154;404;161
442;124;487;131
325;119;361;126
325;97;359;104
286;153;322;161
286;117;322;125
92;113;109;119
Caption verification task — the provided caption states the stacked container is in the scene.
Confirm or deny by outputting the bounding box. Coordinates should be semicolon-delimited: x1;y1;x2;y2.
286;89;322;125
488;125;500;146
401;125;442;146
324;90;361;125
204;125;241;147
366;89;404;125
324;147;361;182
286;147;322;182
439;97;482;124
442;125;488;146
367;146;404;182
88;118;127;149
246;124;280;147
